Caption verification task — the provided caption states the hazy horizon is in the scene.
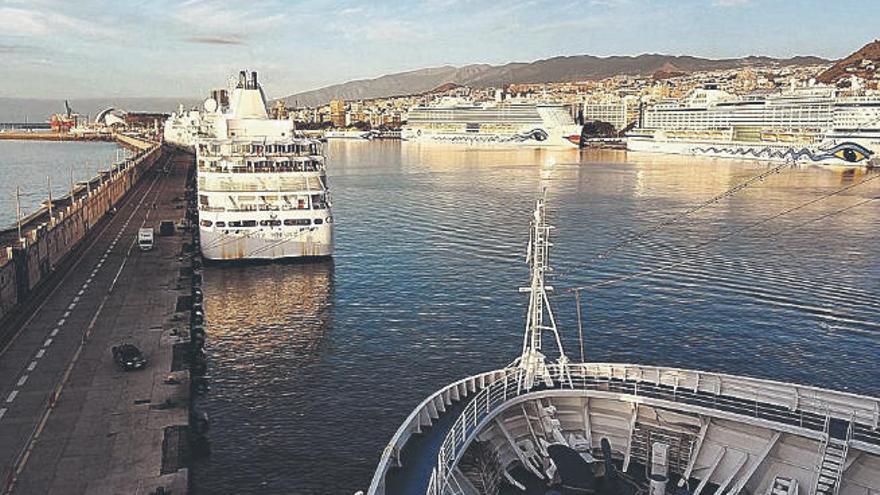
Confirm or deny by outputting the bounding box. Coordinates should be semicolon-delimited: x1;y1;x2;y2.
1;0;877;100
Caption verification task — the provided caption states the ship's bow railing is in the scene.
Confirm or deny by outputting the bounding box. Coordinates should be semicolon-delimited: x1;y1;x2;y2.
427;362;880;495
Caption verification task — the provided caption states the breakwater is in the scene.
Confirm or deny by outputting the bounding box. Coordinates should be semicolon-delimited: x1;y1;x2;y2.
0;135;159;329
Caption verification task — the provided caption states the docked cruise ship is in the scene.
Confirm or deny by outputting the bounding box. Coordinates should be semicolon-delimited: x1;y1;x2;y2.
403;98;584;148
194;71;333;261
628;85;880;166
364;198;880;495
163;104;201;151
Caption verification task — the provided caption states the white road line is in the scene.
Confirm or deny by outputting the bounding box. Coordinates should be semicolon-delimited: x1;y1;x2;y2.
86;278;92;283
77;289;84;296
36;349;45;359
57;318;65;326
27;361;37;371
6;390;18;403
17;375;28;387
50;328;59;337
43;338;53;347
0;408;6;420
68;303;75;310
73;296;80;303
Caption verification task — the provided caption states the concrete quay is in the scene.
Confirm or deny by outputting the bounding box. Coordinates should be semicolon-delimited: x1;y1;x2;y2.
0;147;197;495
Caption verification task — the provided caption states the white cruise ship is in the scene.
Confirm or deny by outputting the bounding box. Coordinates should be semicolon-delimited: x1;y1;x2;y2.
163;104;201;151
403;98;584;148
195;71;333;261
628;85;880;166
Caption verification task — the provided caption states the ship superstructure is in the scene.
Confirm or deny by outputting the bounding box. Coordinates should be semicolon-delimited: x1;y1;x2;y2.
365;198;880;495
403;98;584;147
195;71;332;260
628;85;880;166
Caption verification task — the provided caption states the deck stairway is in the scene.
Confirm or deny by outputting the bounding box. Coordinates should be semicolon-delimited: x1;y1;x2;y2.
813;417;851;495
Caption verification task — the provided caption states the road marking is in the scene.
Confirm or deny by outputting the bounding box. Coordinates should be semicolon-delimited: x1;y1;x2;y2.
0;408;6;420
63;311;70;318
73;296;80;303
6;390;18;403
35;349;45;359
27;361;37;371
68;303;75;310
86;278;92;283
43;338;53;347
50;328;59;337
17;375;28;387
57;318;65;326
77;289;84;296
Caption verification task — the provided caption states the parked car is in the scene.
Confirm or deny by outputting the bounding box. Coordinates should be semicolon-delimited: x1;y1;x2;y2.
112;343;147;371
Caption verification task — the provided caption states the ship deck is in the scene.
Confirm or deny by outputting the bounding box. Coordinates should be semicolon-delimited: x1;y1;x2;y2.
370;364;880;495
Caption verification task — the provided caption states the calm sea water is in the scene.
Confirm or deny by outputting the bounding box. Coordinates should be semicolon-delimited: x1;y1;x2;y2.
0;140;121;229
190;141;880;494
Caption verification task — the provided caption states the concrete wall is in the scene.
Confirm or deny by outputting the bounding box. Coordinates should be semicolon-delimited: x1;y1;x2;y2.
0;141;163;323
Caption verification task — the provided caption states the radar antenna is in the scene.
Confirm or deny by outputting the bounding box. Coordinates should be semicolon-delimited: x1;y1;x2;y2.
512;192;571;392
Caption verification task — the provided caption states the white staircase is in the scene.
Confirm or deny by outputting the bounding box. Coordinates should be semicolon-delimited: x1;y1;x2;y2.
813;416;852;495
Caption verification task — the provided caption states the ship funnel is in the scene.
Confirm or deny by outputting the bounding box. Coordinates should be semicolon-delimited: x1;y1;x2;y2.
238;71;246;88
252;71;258;88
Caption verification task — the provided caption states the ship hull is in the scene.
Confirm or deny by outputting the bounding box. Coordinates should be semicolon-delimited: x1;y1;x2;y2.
199;224;333;261
627;135;878;167
401;129;581;148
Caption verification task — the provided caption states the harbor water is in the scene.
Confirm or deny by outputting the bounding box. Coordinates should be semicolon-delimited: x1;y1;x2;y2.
190;141;879;494
0;140;120;228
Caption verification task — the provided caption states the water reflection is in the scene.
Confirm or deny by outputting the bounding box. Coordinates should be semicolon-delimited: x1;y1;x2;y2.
193;260;334;494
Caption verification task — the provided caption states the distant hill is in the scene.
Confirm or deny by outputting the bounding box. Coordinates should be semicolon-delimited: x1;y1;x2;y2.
0;97;199;123
817;39;880;84
280;53;829;107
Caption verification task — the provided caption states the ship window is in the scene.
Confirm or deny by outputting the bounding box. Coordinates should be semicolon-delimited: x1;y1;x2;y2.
260;220;282;226
200;220;213;227
314;218;324;225
242;220;257;227
284;219;311;226
228;221;241;227
215;221;226;227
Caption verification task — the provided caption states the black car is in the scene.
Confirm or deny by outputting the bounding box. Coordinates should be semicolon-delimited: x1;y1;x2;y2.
112;344;147;371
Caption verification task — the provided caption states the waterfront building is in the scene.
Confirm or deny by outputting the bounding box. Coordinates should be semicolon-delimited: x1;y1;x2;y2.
330;99;346;128
582;95;639;131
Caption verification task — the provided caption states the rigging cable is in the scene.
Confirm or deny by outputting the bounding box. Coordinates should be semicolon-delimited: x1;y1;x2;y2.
563;175;879;294
576;160;795;270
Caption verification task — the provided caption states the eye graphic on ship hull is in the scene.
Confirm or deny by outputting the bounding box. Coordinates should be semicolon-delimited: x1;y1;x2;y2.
512;129;549;142
824;142;872;163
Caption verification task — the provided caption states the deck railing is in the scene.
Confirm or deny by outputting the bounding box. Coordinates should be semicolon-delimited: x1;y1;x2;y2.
418;362;880;495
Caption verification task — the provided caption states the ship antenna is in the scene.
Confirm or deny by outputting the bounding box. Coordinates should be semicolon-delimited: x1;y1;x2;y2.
513;191;571;392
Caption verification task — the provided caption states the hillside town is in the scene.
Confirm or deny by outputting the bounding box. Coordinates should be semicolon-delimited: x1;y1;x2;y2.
286;53;879;135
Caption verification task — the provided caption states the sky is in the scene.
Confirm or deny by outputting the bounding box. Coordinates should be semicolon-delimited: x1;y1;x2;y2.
0;0;878;99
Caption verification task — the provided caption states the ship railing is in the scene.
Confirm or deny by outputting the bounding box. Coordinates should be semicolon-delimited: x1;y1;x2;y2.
427;362;880;495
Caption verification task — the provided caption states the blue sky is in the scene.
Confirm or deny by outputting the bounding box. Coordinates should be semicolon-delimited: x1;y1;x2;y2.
1;0;877;99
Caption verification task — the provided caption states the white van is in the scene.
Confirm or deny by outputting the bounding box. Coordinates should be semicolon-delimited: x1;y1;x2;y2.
138;228;154;251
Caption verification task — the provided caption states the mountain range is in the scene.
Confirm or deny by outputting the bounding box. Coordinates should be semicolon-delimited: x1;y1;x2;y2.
280;53;829;107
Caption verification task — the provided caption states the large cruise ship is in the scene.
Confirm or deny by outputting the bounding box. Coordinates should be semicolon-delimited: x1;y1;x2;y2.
628;85;880;167
194;71;333;261
403;98;584;148
364;198;880;495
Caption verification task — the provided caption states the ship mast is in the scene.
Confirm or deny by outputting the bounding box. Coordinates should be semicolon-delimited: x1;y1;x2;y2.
514;193;570;392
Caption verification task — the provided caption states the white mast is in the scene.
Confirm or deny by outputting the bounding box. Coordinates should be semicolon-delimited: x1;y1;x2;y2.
513;193;570;392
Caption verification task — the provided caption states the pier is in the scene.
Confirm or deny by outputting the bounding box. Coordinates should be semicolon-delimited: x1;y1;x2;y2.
0;142;197;494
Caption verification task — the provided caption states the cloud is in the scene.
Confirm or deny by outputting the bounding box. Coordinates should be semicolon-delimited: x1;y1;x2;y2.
173;0;287;38
0;6;103;37
185;36;244;45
